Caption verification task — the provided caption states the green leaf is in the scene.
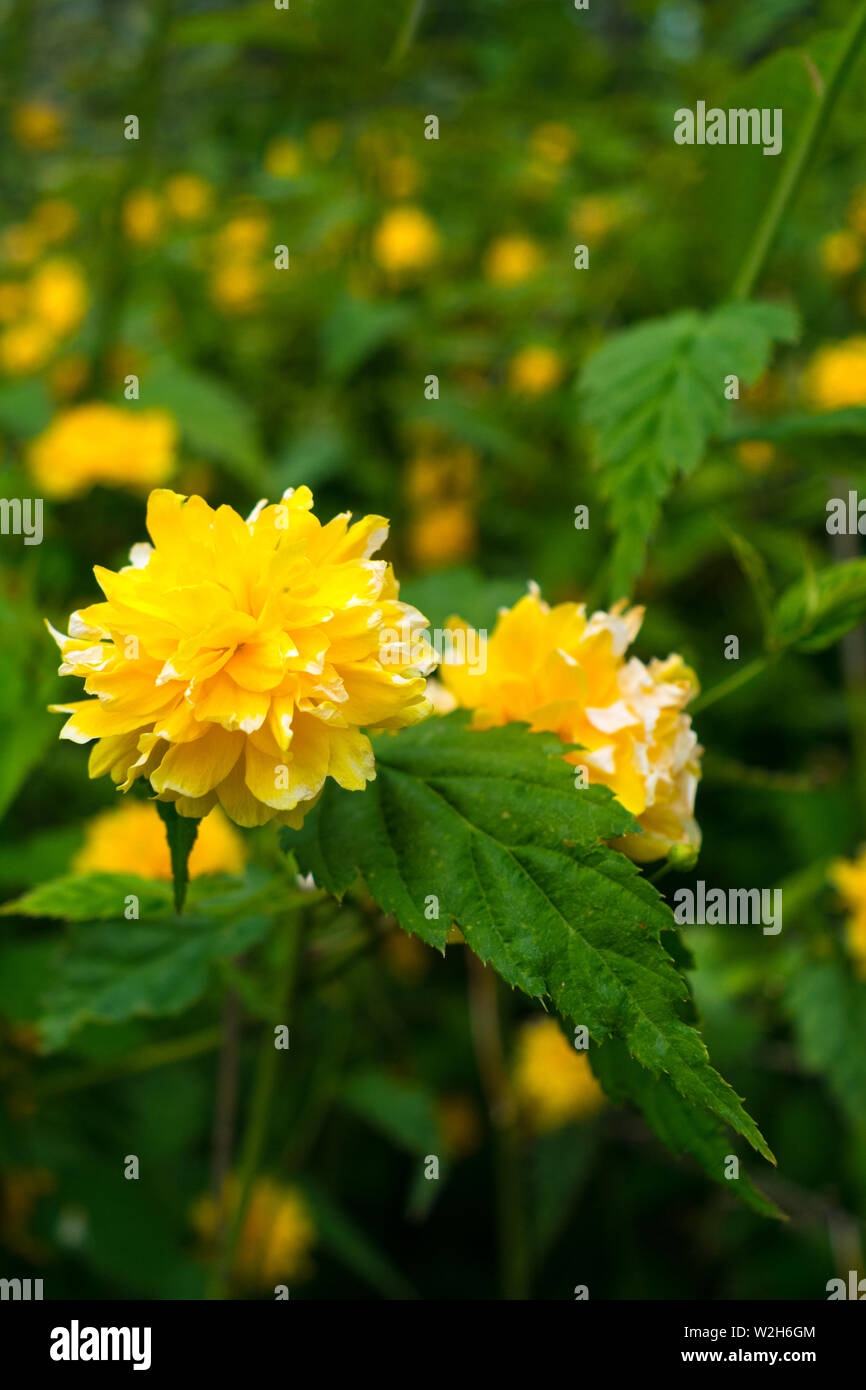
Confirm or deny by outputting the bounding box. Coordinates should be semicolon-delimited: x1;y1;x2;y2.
37;913;272;1052
298;1179;416;1299
1;872;174;921
341;1068;441;1155
580;300;799;597
591;1039;784;1218
156;802;201;914
136;358;268;490
282;713;773;1167
774;557;866;652
723;407;866;442
784;954;866;1140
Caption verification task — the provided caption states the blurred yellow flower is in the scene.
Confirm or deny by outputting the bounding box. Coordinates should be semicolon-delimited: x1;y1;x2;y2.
806;338;866;410
12;101;63;150
530;122;576;165
0;319;53;374
191;1176;315;1288
372;205;439;273
0;282;27;323
264;137;303;179
48;487;433;828
482;234;541;286
736;440;776;473
29;259;87;336
819;230;862;276
570;194;622;243
513;1018;604;1132
218;212;270;258
308;120;342;161
123;189;163;245
1;223;43;266
410;500;477;569
210;262;262;314
29;403;177;499
31;198;79;243
164;173;213;221
508;344;564;395
405;444;478;505
74;799;245;880
829;850;866;975
380;155;420;199
440;589;702;862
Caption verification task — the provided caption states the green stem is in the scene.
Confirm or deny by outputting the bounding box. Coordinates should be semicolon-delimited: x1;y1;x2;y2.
387;0;425;67
732;1;866;300
690;655;771;714
209;910;305;1299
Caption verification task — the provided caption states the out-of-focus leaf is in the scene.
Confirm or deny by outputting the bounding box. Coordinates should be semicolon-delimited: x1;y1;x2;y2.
137;358;268;489
341;1068;440;1155
774;557;866;652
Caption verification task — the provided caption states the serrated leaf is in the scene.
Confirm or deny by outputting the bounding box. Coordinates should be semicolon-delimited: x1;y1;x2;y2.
37;913;272;1051
282;714;773;1166
774;557;866;652
580;300;799;597
591;1038;784;1218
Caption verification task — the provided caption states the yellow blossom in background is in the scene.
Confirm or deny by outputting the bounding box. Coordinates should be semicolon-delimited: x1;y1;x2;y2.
409;500;477;569
123;189;163;245
570;193;622;243
380;155;420;199
29;403;177;499
190;1176;315;1288
28;259;87;336
736;440;776;473
264;137;303;179
0;282;27;323
372;205;439;273
829;850;866;975
31;198;79;243
1;223;43;266
440;588;702;862
218;212;270;258
12;101;63;150
529;122;576;165
513;1019;604;1132
164;173;213;221
210;262;262;314
819;230;862;276
308;120;342;161
508;344;564;395
805;338;866;410
483;234;542;286
48;487;433;828
0;319;53;374
74;800;245;880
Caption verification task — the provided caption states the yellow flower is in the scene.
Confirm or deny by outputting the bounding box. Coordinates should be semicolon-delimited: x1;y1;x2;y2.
508;344;564;395
829;850;866;975
409;501;477;569
529;122;576;165
482;234;542;286
218;213;270;259
806;338;866;410
439;589;702;862
736;440;776;473
819;230;862;276
264;137;303;179
48;487;433;828
513;1018;604;1132
28;259;87;336
380;155;420;199
28;404;177;499
0;282;28;323
570;194;622;243
164;173;213;221
31;198;79;243
12;101;63;150
74;799;245;880
0;319;53;374
191;1176;315;1288
210;262;261;314
122;190;163;245
372;206;439;273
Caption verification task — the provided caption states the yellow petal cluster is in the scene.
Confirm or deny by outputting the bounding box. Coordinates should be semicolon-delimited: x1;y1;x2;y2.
29;404;177;499
0;258;87;376
805;338;866;410
190;1176;315;1287
439;588;702;862
372;205;439;274
513;1018;605;1132
829;849;866;975
74;800;245;880
49;487;433;828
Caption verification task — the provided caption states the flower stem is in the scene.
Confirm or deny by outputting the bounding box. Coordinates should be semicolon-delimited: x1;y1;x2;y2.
690;655;771;714
731;1;866;301
208;910;305;1299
